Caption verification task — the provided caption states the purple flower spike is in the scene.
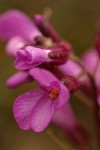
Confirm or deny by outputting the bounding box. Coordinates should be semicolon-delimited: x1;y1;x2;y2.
0;10;41;41
52;104;90;147
14;46;50;70
13;68;70;132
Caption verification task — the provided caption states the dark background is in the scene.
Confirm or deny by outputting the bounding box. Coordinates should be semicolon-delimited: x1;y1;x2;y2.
0;0;100;149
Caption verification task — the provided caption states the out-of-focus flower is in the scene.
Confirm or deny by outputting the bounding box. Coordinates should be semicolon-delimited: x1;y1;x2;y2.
82;49;100;104
6;36;26;58
0;10;41;41
13;68;70;132
0;10;42;57
0;10;43;88
6;71;32;88
52;104;90;147
82;49;100;90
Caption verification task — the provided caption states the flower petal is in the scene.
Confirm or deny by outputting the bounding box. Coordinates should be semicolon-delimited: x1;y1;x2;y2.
6;71;31;88
55;84;70;108
13;88;46;130
30;95;55;132
14;46;49;70
29;68;58;89
0;10;41;41
82;49;100;91
58;60;82;77
6;36;26;58
52;104;77;128
82;49;99;74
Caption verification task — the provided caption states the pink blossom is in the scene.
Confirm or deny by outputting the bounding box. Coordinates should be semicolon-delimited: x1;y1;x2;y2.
13;68;70;132
0;10;42;87
0;10;42;57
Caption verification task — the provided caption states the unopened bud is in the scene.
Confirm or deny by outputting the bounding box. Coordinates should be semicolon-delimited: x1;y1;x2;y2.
61;75;80;94
48;45;69;64
34;14;61;43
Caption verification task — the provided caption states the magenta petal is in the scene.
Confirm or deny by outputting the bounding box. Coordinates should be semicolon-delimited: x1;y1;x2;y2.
0;10;41;41
55;84;70;108
6;71;31;88
58;60;82;77
29;68;58;88
14;46;49;70
82;49;99;74
6;36;26;58
52;104;77;128
13;88;46;130
82;49;100;90
30;96;55;132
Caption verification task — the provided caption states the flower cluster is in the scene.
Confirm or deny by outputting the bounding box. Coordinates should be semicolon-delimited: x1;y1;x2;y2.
1;9;100;148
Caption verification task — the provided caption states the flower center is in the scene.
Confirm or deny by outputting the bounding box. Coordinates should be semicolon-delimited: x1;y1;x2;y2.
49;88;59;99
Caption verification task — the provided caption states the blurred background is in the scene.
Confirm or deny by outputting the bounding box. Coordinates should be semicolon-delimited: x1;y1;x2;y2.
0;0;100;149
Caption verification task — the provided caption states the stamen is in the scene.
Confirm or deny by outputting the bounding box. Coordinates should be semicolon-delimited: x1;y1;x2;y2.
49;88;59;99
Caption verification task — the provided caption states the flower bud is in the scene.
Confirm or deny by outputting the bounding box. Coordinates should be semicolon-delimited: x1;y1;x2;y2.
34;14;61;43
61;75;80;94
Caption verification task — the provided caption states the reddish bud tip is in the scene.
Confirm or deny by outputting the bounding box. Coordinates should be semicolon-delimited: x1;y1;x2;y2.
48;45;69;64
61;75;80;94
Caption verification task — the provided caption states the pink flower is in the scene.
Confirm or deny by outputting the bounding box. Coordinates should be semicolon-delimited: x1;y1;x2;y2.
0;10;42;87
0;10;41;41
0;10;42;57
0;10;70;89
6;36;26;58
82;49;100;90
13;68;70;132
58;60;88;86
6;71;32;88
14;46;50;70
82;49;100;104
14;45;69;70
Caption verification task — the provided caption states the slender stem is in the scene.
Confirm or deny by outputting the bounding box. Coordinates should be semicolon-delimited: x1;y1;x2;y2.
74;90;94;109
46;129;69;150
46;129;89;150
